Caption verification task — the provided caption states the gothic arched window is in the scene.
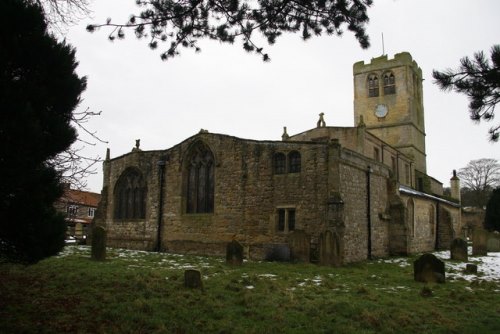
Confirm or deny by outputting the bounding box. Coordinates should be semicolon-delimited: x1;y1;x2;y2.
186;142;215;214
114;168;147;219
368;74;379;97
383;72;396;95
288;151;301;173
273;153;286;174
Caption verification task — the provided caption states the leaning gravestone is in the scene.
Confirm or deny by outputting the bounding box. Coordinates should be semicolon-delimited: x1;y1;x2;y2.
226;240;244;265
414;253;445;283
472;228;488;256
91;225;106;261
288;230;310;263
184;269;203;290
450;238;468;261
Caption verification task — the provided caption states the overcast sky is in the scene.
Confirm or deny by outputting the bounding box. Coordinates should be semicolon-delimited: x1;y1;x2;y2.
65;0;500;193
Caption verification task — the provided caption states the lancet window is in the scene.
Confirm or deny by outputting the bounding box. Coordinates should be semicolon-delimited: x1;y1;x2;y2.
186;142;215;214
114;168;147;219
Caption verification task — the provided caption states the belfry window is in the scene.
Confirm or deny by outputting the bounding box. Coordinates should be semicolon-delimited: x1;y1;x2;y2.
274;153;286;174
288;151;301;173
114;168;147;219
383;72;396;95
368;74;379;97
186;142;215;214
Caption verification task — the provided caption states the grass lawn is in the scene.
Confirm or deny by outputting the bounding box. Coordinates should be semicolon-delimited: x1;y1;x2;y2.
1;246;500;333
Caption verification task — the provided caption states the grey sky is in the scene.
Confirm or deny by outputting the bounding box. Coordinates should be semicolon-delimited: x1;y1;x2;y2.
65;0;500;193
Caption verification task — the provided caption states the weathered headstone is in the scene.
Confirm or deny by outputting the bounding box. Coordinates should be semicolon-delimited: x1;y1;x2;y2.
184;269;203;290
318;230;342;267
288;230;310;263
91;225;106;261
465;263;478;274
413;253;445;283
226;240;244;265
472;228;488;256
450;238;468;261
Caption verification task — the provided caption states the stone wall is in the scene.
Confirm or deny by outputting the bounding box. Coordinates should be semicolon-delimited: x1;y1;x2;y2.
97;131;458;264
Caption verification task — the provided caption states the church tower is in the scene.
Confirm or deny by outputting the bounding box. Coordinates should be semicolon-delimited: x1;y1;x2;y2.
353;52;426;174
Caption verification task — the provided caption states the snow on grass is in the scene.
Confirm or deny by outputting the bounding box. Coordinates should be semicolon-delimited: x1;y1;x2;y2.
58;245;500;284
434;249;500;282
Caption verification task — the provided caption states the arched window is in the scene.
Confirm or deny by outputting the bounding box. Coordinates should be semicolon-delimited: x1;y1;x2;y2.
383;72;395;95
186;142;215;214
114;168;147;219
274;153;286;174
288;151;301;173
368;74;379;97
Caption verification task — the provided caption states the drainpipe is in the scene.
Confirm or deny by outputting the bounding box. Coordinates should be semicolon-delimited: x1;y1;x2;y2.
366;165;372;260
156;159;166;252
435;202;440;250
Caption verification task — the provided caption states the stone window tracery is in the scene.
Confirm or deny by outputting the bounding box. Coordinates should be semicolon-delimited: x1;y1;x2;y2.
274;152;286;174
277;208;296;232
383;72;396;95
368;74;379;97
186;142;215;214
288;151;301;173
114;168;147;219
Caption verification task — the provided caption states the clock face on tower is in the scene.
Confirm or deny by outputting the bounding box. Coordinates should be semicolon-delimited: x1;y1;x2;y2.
375;104;388;118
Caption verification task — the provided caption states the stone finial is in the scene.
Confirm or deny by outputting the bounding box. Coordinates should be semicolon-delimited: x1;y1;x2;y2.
317;113;326;128
132;139;142;152
105;148;110;161
282;126;290;141
358;115;366;127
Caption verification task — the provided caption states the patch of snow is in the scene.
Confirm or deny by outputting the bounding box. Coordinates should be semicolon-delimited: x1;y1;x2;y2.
258;274;278;279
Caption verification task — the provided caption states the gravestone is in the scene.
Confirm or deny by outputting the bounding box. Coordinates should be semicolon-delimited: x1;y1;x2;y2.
486;233;500;252
450;238;468;261
91;225;106;261
184;269;203;290
465;263;478;274
413;253;445;283
472;228;488;256
226;240;244;265
318;230;342;267
288;230;310;263
265;244;290;262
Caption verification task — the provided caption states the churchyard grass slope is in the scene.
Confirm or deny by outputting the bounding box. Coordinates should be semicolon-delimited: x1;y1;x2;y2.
1;246;499;333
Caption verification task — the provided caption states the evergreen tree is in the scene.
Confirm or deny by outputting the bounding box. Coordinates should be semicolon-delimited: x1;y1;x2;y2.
484;188;500;232
433;45;500;142
0;0;86;263
86;0;372;61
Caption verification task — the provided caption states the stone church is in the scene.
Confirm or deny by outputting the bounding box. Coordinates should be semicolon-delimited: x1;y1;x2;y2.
94;52;462;264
